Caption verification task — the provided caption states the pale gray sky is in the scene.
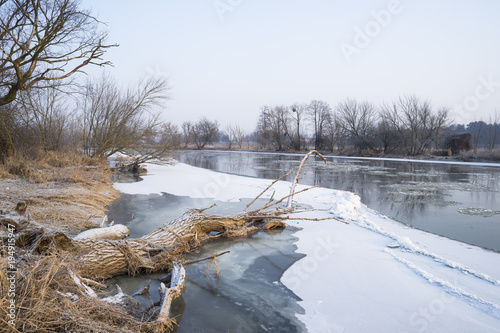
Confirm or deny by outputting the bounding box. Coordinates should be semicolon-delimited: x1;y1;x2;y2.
82;0;500;132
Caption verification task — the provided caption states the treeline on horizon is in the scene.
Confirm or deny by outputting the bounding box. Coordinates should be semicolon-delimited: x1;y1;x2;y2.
178;96;499;157
2;89;500;164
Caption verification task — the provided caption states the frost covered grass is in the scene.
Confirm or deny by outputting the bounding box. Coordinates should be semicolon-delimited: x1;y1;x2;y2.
0;150;118;232
115;161;500;332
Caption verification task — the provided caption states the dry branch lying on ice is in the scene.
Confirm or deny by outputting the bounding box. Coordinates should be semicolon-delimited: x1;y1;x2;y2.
1;150;345;332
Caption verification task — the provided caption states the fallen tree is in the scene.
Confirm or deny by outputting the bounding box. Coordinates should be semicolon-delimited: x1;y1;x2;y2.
1;150;346;331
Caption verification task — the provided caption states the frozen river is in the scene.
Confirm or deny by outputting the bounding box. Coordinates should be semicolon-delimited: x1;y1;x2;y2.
107;152;500;332
178;150;500;252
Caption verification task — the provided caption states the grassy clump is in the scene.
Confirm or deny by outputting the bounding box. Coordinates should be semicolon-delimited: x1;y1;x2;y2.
0;254;153;333
0;149;109;184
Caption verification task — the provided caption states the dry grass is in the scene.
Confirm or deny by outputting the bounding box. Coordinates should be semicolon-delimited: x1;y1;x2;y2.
0;149;108;184
459;148;500;162
0;149;119;233
0;254;155;333
0;148;176;332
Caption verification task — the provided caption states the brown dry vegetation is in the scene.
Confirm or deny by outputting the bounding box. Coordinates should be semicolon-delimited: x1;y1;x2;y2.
0;150;151;332
0;149;118;233
459;148;500;162
0;255;151;333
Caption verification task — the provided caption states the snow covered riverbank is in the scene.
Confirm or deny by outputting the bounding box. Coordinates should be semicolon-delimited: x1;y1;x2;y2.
114;162;500;332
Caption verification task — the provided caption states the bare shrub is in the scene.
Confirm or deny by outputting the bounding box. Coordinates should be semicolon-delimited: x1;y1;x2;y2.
79;74;169;158
16;88;73;151
336;98;378;152
191;117;219;149
381;95;450;155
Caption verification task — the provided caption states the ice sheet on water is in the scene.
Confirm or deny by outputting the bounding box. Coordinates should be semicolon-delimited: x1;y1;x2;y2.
396;170;445;177
307;160;397;172
383;180;494;194
458;208;500;217
381;198;461;207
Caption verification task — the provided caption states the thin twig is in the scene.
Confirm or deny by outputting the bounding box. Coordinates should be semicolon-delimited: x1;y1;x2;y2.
266;190;276;205
244;166;299;211
184;251;230;266
248;185;321;214
251;215;348;224
287;150;336;209
291;208;331;213
199;203;217;212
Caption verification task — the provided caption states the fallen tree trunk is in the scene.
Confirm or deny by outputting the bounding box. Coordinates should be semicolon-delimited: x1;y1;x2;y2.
73;209;277;279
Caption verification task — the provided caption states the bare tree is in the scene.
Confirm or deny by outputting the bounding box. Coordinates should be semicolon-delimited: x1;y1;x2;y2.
337;98;378;152
181;121;195;148
160;122;181;150
256;105;289;150
0;102;17;160
381;95;449;155
307;100;331;150
0;0;115;105
16;88;72;150
79;74;169;158
122;122;180;166
324;111;348;153
466;120;485;152
192;117;219;149
223;124;234;149
376;118;401;154
487;111;499;151
287;103;306;151
233;124;246;149
224;123;246;149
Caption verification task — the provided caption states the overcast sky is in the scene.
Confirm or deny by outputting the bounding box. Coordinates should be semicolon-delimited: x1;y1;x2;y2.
81;0;500;132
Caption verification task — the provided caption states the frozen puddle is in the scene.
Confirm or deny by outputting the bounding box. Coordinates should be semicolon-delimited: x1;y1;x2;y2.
113;162;500;332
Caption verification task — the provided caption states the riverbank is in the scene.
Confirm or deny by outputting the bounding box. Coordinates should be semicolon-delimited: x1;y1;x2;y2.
0;152;151;332
0;151;118;233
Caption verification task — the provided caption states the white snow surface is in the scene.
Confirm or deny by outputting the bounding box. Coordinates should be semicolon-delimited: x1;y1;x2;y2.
114;162;500;332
